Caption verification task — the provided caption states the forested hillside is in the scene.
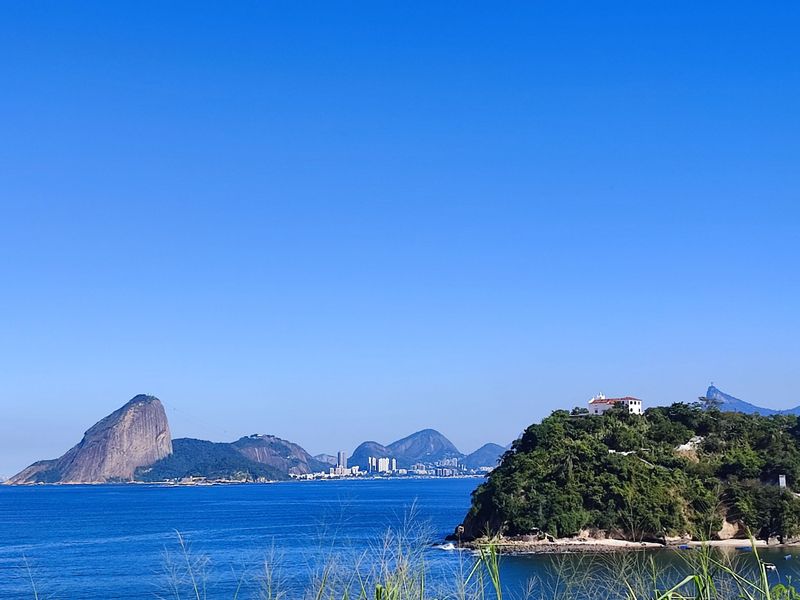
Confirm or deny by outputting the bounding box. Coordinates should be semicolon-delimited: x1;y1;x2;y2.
460;403;800;542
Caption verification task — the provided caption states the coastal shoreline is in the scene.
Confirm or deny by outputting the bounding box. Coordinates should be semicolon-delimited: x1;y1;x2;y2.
458;537;792;555
1;474;484;487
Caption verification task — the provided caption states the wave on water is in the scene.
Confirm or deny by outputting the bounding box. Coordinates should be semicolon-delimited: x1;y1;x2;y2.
432;542;460;551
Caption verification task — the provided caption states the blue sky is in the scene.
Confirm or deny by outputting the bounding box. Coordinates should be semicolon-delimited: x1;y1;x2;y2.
1;2;798;476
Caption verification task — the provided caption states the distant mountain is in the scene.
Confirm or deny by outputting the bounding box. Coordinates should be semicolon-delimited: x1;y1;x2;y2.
704;385;778;415
462;443;506;470
6;392;498;483
348;441;392;470
348;430;464;469
388;429;462;467
136;438;287;482
8;394;172;484
232;435;328;475
139;435;325;482
314;454;337;466
6;394;325;484
703;385;799;416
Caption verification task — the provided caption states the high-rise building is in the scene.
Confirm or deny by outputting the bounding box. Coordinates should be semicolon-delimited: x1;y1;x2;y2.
367;456;396;474
337;450;347;469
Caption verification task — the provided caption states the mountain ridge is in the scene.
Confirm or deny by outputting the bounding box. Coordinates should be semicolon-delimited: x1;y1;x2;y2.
7;395;505;482
136;438;288;482
704;385;800;416
232;434;329;474
6;395;325;484
387;428;462;468
347;429;504;470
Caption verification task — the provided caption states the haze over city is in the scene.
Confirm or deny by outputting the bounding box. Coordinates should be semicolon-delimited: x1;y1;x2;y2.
2;2;798;477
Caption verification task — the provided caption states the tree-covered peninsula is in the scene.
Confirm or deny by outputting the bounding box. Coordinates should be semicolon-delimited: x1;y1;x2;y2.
459;403;800;544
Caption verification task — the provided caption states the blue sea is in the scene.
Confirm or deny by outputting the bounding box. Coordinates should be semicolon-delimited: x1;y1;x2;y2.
1;478;798;599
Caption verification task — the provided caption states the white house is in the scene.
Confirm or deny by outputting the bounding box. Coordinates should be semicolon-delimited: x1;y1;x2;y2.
587;393;644;415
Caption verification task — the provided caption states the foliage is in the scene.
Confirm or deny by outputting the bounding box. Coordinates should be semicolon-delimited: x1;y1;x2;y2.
135;438;286;482
466;404;800;541
153;533;800;600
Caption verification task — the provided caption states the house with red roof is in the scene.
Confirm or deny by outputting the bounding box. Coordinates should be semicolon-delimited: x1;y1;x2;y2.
587;393;643;415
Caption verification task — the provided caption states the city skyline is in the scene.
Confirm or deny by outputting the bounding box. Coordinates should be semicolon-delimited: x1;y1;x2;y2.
0;384;776;477
2;2;799;477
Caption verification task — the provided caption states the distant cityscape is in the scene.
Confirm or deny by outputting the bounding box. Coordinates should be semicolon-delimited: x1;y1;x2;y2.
293;452;494;480
10;386;773;486
295;394;646;481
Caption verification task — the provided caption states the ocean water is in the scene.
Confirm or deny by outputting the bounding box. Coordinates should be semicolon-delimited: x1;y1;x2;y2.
0;478;479;599
1;478;798;599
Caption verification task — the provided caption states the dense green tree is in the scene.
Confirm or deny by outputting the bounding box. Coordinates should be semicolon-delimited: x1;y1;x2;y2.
464;405;800;543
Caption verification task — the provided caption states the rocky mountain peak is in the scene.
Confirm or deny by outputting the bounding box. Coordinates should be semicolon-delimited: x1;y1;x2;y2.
7;394;172;484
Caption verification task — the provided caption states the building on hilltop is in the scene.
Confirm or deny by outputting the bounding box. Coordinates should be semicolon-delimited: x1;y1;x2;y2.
587;393;643;415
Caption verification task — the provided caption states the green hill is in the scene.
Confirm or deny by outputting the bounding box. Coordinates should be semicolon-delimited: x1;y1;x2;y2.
135;438;287;482
458;403;800;543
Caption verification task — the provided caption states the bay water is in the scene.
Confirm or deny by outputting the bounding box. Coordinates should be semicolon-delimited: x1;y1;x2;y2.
1;478;797;599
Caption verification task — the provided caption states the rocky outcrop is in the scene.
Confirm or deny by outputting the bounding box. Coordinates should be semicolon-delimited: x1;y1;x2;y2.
7;395;172;484
231;434;327;475
458;505;506;541
314;453;337;466
5;460;59;484
715;518;746;540
136;435;323;481
136;438;287;482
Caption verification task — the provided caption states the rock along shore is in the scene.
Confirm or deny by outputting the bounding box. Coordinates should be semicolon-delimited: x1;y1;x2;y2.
458;536;783;555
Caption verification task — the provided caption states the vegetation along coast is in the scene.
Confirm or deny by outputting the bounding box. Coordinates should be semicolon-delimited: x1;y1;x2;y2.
453;394;800;555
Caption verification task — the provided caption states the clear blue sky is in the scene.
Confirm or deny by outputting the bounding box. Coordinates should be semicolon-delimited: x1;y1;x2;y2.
1;2;798;476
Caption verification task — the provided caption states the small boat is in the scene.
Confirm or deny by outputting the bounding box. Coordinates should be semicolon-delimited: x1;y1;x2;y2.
785;555;793;560
763;562;777;572
677;544;691;550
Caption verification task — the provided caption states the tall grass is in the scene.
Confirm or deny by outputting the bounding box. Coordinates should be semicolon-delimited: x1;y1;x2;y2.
23;556;40;600
516;538;795;600
22;530;800;599
155;533;798;600
159;528;503;600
